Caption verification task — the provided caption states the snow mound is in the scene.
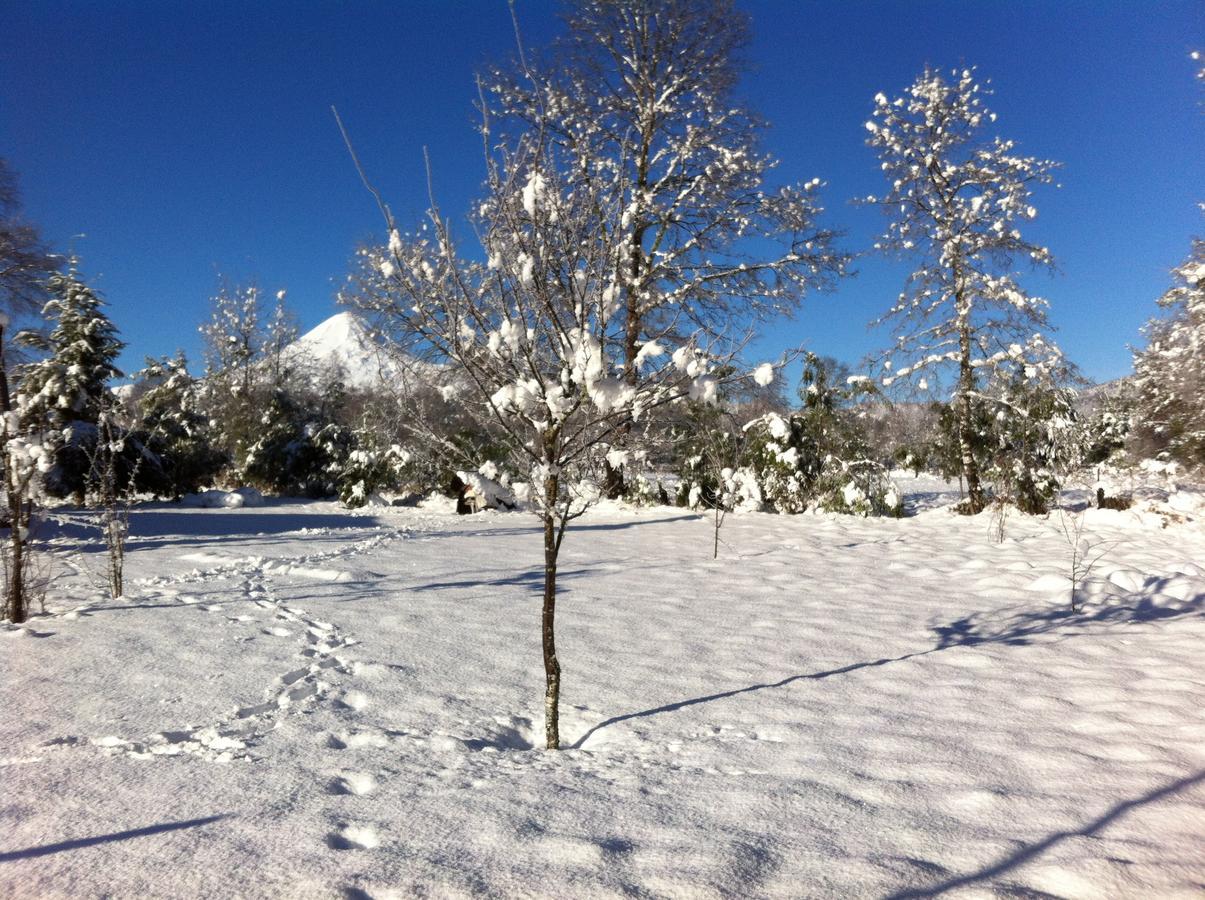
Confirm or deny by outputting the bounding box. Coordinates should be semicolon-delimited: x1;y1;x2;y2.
181;488;265;509
456;471;516;512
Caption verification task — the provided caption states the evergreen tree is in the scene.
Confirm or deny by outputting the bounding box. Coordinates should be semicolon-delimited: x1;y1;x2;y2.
19;263;124;502
133;353;225;498
242;389;352;498
196;281;297;469
985;370;1084;514
1131;236;1205;469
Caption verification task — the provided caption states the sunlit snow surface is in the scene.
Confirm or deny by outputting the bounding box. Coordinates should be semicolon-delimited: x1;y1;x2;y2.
2;482;1203;898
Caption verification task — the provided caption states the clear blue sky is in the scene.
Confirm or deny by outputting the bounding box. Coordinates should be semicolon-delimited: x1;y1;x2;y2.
2;0;1201;384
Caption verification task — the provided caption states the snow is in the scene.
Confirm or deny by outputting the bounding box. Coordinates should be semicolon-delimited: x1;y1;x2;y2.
180;487;265;509
2;487;1203;897
752;362;775;386
282;311;412;391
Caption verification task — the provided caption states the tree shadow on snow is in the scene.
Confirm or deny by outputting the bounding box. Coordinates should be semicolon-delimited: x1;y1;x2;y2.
429;513;703;542
0;814;230;862
571;649;940;748
884;769;1205;898
574;587;1203;748
39;508;386;553
409;567;595;595
933;583;1204;650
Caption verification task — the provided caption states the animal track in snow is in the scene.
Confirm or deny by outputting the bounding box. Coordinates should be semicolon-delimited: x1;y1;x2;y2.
86;529;407;763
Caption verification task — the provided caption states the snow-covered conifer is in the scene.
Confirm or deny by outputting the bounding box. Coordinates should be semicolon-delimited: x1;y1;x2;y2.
1131;237;1205;468
864;67;1063;513
134;353;225;497
18;262;124;502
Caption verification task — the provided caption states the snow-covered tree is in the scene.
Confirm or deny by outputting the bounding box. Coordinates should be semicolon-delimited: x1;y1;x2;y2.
732;357;902;517
19;263;124;502
197;281;298;469
984;370;1084;514
485;0;848;495
337;436;413;508
0;159;58;622
864;67;1063;513
339;110;778;747
133;353;225;498
1131;236;1205;468
241;389;353;498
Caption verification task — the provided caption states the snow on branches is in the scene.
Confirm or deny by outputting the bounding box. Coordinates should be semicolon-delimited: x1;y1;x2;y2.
864;66;1065;511
481;0;848;363
1132;236;1205;466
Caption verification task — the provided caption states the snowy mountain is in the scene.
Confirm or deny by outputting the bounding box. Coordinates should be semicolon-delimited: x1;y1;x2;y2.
282;311;408;391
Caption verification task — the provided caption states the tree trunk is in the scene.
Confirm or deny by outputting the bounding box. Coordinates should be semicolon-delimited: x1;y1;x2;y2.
540;476;562;750
6;492;26;624
956;321;985;514
0;325;27;624
602;457;625;501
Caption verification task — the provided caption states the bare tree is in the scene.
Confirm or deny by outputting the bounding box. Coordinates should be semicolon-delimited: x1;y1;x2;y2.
337;103;775;748
486;0;849;495
1057;509;1118;613
863;67;1063;513
0;159;58;622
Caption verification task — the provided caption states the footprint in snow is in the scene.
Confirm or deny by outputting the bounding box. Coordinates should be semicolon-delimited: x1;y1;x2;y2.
328;771;377;796
338;690;370;712
328;824;380;850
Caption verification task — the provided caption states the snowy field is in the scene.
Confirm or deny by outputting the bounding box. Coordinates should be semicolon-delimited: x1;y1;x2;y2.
2;479;1204;899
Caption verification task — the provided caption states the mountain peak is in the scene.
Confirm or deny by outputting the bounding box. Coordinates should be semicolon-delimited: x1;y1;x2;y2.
285;310;399;390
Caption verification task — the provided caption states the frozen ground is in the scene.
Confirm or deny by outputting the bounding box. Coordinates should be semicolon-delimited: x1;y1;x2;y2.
2;481;1203;898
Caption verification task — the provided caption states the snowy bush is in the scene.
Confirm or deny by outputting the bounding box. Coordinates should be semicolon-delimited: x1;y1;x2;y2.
741;412;902;517
338;442;413;508
984;372;1086;515
241;391;353;498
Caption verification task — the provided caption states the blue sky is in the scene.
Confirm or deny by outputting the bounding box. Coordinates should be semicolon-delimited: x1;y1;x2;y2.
2;0;1200;385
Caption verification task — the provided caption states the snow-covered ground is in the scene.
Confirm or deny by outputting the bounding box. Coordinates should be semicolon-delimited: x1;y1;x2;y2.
2;483;1203;898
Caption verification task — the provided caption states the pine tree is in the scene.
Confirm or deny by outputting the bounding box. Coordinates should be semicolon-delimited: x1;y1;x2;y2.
864;67;1063;513
1131;236;1205;468
19;263;124;502
134;353;224;498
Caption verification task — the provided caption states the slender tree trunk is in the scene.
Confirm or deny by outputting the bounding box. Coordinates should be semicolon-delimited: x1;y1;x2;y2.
0;326;27;623
6;491;26;623
540;475;562;750
956;320;985;513
604;104;654;503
